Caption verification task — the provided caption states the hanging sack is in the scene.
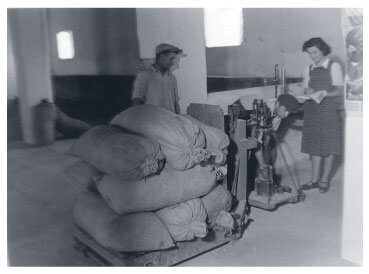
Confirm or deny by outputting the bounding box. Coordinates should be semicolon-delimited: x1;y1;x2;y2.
33;99;57;146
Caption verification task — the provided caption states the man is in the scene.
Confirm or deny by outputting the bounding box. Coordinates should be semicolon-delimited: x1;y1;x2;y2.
250;94;301;167
132;43;183;114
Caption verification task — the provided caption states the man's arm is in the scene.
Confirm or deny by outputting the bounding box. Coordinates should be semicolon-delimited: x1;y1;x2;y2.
131;72;146;105
272;116;282;131
255;149;266;167
173;76;181;114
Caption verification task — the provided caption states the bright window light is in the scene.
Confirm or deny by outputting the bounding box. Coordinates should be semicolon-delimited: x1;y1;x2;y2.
56;30;75;59
204;8;243;47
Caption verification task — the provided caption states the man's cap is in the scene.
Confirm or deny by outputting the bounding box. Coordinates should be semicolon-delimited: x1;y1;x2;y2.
277;94;300;113
155;43;183;55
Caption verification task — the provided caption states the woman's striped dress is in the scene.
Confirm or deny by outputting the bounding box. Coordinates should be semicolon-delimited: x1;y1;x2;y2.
301;60;342;157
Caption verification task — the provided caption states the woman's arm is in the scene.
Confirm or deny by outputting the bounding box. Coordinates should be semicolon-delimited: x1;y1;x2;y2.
325;85;344;97
326;62;344;97
302;66;314;95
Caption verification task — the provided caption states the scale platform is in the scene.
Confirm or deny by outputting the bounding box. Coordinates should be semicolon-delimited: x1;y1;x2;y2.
74;227;232;266
248;191;299;211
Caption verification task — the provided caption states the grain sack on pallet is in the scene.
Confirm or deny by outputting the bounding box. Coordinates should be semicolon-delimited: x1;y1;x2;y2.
73;192;174;252
181;114;230;165
68;125;165;181
110;105;209;170
96;164;219;215
156;198;207;242
201;184;233;225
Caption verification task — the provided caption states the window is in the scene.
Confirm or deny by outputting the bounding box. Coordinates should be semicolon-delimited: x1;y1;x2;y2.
204;8;243;48
56;30;75;59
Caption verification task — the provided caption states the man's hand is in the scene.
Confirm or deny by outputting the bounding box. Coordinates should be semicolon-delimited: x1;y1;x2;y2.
272;116;282;131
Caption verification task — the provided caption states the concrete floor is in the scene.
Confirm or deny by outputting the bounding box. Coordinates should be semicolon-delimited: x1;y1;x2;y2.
7;139;357;266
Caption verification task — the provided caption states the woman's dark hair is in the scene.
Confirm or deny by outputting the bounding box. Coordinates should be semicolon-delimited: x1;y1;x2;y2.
302;37;332;56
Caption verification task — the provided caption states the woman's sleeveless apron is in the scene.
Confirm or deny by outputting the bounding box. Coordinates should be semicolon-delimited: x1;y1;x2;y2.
301;60;342;156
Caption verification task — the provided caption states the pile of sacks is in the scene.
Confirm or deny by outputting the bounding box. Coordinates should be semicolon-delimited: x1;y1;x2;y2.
65;105;233;252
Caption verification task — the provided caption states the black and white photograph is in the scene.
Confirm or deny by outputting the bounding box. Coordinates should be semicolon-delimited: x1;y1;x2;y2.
5;0;365;268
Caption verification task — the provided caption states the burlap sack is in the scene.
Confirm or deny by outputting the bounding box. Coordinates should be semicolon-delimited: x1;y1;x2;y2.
110;105;209;170
73;192;174;252
97;164;218;215
201;184;232;224
156;198;208;242
69;125;165;181
181;114;230;165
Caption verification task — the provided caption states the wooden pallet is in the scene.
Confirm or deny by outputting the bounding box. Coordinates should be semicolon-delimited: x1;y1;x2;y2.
74;227;231;266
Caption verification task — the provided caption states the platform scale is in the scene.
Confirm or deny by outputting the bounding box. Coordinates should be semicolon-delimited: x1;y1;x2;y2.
247;139;306;210
228;103;305;211
73;103;241;266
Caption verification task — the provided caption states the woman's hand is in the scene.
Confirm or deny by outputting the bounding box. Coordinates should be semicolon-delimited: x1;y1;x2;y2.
316;90;327;101
304;87;315;95
310;90;327;103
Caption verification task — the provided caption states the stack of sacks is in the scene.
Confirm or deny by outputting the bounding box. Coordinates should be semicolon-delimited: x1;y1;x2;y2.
66;105;233;252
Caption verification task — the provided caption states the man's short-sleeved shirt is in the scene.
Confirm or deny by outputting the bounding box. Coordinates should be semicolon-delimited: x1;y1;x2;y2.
131;65;180;113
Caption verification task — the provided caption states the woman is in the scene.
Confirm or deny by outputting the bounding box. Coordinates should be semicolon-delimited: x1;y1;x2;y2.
300;37;344;193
